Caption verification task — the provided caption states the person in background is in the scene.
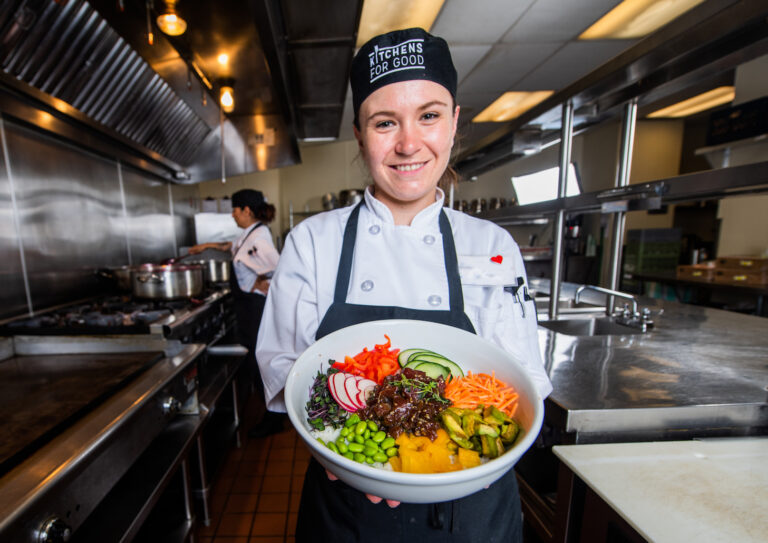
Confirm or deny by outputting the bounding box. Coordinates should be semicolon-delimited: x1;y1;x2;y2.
189;189;284;437
256;28;552;542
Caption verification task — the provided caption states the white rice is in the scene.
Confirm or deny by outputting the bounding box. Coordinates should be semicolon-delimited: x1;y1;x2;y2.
310;426;342;444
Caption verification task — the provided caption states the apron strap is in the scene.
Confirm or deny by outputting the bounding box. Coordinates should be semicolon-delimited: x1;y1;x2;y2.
233;222;263;256
438;209;466;314
332;202;466;313
332;203;362;304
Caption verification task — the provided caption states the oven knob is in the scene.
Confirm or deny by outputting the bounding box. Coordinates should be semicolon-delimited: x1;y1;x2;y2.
162;396;182;415
37;517;71;543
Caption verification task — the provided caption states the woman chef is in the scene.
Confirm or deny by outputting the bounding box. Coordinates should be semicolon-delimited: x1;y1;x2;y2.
190;189;284;437
256;28;552;542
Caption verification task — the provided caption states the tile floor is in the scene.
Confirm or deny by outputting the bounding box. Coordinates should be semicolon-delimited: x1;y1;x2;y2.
195;394;307;543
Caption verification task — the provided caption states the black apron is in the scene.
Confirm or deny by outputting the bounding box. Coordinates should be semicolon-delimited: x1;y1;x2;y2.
230;223;267;360
297;202;522;543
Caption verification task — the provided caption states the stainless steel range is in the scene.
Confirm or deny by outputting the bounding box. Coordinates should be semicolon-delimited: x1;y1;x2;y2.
0;287;244;542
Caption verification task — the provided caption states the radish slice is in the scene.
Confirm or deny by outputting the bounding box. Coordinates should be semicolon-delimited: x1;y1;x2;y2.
345;375;363;409
329;372;357;412
358;380;377;403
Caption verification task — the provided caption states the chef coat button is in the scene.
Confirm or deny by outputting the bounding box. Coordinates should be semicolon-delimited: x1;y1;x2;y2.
361;280;374;292
428;295;441;306
423;235;435;245
368;225;381;235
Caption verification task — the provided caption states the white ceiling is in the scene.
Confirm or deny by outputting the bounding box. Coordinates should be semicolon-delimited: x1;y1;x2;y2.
336;0;640;147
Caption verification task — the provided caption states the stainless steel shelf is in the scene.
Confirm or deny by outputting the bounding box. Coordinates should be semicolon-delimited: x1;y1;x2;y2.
476;160;768;222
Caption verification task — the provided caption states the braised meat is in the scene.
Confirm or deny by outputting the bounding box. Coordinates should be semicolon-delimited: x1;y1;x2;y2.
359;367;451;440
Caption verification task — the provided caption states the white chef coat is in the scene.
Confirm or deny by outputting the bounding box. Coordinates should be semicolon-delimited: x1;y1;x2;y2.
231;223;280;295
256;187;552;411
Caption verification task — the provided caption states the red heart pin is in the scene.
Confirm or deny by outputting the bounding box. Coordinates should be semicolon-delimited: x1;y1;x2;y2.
490;255;503;264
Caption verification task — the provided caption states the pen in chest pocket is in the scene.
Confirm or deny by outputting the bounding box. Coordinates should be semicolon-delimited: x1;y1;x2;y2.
504;276;532;318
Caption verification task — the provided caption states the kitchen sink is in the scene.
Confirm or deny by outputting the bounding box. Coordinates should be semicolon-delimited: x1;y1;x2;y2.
538;316;641;336
534;297;606;314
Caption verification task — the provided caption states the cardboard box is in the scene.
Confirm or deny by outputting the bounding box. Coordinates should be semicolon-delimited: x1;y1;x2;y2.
677;262;716;282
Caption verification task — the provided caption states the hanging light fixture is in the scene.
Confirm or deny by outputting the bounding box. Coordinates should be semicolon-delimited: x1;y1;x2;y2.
156;0;187;36
219;82;235;113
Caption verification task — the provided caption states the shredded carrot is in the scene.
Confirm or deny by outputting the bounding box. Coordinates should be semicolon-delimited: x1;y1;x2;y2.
444;371;519;418
331;335;401;384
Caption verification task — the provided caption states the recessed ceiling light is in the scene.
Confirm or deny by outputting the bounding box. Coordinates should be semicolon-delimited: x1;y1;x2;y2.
579;0;706;40
356;0;445;47
472;91;554;123
217;53;229;66
647;86;735;118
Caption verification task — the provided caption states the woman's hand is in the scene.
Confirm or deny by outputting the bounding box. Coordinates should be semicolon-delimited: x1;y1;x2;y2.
188;244;205;255
324;469;400;508
253;276;271;293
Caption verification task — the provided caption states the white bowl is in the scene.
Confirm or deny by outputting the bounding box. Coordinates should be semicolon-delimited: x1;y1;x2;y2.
284;319;544;503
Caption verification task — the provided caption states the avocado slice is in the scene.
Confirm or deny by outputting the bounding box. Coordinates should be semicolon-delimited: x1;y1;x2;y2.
480;435;498;458
476;423;500;438
440;410;468;440
500;421;520;444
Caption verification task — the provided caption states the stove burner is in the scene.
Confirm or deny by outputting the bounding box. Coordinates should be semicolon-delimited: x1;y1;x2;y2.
4;295;205;333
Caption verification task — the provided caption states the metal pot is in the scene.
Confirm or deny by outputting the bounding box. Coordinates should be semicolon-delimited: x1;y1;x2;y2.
96;266;135;291
192;259;231;284
132;263;204;300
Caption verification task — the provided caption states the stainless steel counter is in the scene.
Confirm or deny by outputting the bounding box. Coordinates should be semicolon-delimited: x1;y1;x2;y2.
530;279;768;443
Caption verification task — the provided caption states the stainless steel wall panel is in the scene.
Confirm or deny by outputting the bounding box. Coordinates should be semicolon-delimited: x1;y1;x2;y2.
4;121;126;310
171;184;199;251
121;166;176;264
0;121;28;319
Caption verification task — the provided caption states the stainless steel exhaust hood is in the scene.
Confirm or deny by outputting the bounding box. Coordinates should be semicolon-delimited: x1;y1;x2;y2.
0;0;361;183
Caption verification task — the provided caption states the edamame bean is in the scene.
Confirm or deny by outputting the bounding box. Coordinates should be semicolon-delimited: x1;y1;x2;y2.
373;451;388;463
380;437;395;450
343;451;354;460
367;420;378;432
363;429;371;440
355;421;367;435
347;442;364;453
353;452;366;463
316;438;326;446
364;439;379;451
363;446;377;457
346;414;360;427
372;431;386;443
386;447;398;457
327;442;339;454
340;427;350;437
365;457;374;464
354;434;365;445
337;441;349;454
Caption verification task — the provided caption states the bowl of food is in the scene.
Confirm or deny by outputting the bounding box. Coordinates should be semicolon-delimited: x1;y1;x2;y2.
284;319;544;503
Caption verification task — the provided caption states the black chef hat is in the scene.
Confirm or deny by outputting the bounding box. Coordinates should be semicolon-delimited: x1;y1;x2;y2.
350;27;457;124
231;189;265;214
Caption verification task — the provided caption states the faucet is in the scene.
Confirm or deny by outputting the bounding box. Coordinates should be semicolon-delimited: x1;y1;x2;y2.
574;285;638;316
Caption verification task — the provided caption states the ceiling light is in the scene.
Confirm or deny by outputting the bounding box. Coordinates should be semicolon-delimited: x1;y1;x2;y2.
647;86;735;118
356;0;446;47
472;91;554;123
579;0;706;40
219;85;235;113
156;0;187;37
217;53;229;66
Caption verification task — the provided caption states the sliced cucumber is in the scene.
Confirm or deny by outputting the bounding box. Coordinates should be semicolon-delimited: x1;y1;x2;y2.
409;353;465;378
405;348;440;365
411;361;450;380
397;348;429;368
